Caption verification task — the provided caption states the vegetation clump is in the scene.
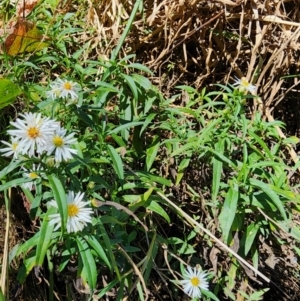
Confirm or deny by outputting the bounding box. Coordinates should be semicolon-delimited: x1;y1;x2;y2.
0;0;300;300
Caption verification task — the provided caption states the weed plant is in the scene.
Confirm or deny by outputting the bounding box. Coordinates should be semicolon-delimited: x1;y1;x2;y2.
0;1;299;300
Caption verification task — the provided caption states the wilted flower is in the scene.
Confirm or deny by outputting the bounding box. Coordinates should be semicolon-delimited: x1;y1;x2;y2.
233;76;256;94
179;266;209;299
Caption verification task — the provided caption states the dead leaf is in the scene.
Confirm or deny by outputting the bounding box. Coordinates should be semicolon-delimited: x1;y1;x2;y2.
4;18;48;56
209;246;220;274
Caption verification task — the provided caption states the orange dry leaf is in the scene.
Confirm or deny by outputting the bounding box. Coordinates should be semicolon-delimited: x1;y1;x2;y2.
4;18;49;56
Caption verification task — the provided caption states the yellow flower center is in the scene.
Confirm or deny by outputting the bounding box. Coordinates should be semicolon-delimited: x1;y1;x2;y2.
63;82;72;90
53;136;64;147
28;127;39;138
12;142;18;150
240;77;250;88
190;277;200;287
68;204;79;217
28;172;39;179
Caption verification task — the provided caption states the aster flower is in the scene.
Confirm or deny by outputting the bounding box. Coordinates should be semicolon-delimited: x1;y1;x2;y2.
179;266;209;299
48;191;93;233
46;126;78;162
0;137;21;159
22;164;43;191
232;76;256;94
47;78;80;102
7;112;59;157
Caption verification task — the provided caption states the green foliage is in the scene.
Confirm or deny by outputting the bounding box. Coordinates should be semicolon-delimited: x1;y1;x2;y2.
0;0;299;300
0;79;22;109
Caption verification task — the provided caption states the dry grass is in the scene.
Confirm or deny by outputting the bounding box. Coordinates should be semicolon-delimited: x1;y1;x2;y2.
84;0;300;102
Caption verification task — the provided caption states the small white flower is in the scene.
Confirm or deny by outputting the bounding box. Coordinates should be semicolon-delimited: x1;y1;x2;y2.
49;191;93;233
233;76;256;94
46;126;77;162
0;137;20;158
47;78;80;102
7;112;59;157
179;266;209;299
22;164;43;191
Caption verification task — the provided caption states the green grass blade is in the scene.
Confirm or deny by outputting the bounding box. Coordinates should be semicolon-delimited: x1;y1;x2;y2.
98;217;120;279
212;139;224;204
110;0;142;60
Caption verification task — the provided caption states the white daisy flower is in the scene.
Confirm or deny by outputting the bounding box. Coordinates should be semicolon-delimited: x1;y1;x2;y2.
47;78;80;102
48;191;93;233
46;126;77;162
7;112;59;157
0;137;21;159
232;76;256;94
22;164;43;191
179;266;209;299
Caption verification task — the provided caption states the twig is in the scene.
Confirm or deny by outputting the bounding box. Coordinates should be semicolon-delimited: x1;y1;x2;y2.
157;191;270;283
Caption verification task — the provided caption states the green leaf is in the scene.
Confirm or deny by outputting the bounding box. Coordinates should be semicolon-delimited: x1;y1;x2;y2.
218;182;239;244
249;179;288;221
0;160;22;180
132;74;152;90
127;63;153;74
282;136;299;145
128;187;154;212
243;223;259;256
0;79;22;109
141;232;158;282
47;174;67;234
107;121;144;135
35;209;55;266
98;217;120;279
76;237;97;291
96;278;120;298
249;288;269;300
147;200;170;223
146;136;160;171
93;81;119;92
107;144;124;180
121;73;138;101
84;235;111;270
201;289;220;301
249;131;273;159
140;113;156;136
133;171;172;186
17;254;36;283
0;178;32;191
0;287;4;301
176;157;191;185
